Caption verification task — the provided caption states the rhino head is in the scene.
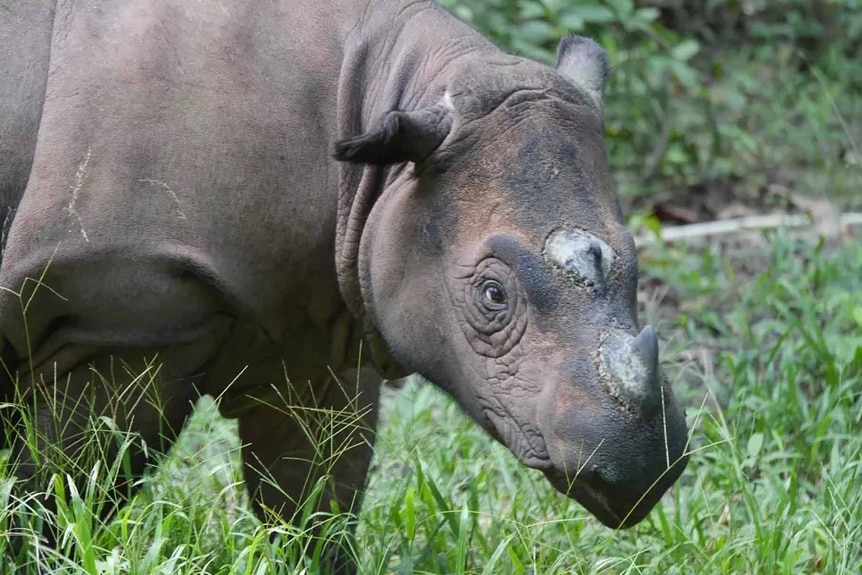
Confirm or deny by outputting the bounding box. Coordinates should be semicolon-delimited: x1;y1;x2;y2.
334;35;688;528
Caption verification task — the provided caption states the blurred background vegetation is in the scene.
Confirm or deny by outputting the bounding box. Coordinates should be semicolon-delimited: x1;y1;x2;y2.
438;0;861;218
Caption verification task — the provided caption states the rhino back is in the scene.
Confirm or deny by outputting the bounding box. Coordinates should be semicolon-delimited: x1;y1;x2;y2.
0;0;357;366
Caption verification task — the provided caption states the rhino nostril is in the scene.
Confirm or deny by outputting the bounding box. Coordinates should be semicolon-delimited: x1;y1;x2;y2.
588;464;609;484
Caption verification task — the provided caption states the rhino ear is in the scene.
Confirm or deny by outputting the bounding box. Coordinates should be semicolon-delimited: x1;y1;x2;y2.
554;34;609;112
334;104;452;165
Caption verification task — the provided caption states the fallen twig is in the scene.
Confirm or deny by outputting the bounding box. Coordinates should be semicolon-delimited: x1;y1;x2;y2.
635;212;862;247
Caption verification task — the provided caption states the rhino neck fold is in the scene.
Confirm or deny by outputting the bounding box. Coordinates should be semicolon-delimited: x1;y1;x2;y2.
332;0;484;378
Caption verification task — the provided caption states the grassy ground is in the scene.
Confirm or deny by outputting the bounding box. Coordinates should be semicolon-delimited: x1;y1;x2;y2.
1;232;859;574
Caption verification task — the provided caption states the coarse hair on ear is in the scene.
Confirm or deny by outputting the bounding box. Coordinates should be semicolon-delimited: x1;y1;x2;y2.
554;34;609;113
333;103;452;165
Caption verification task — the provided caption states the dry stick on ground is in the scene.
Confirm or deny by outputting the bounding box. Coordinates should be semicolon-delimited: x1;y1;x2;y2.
634;212;862;247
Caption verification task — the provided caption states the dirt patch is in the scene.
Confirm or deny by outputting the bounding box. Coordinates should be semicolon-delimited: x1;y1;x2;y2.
623;177;845;226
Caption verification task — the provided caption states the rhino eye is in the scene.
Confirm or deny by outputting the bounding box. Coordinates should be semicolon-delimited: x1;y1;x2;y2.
453;257;525;357
482;281;507;308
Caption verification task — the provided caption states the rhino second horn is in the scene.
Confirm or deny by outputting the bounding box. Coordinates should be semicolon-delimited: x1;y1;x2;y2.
631;325;660;402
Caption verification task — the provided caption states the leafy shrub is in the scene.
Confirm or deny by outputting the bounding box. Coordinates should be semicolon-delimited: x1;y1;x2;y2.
438;0;862;208
438;0;709;197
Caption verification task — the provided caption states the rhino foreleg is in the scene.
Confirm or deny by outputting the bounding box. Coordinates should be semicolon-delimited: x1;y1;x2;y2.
236;366;381;574
3;343;213;550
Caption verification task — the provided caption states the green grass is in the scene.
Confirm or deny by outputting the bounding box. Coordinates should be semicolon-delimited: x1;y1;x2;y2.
1;234;859;574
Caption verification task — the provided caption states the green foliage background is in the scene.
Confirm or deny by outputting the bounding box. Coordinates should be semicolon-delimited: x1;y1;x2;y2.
438;0;862;209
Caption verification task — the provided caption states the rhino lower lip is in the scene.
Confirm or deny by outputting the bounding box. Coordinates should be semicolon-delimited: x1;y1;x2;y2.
546;472;645;529
571;484;639;529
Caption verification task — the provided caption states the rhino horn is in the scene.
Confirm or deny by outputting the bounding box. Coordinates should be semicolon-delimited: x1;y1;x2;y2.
632;325;660;397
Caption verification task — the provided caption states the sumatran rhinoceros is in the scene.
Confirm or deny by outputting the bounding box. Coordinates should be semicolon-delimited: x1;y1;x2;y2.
0;0;688;569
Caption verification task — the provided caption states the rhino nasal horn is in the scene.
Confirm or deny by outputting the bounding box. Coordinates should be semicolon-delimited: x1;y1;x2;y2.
632;325;659;393
599;325;663;416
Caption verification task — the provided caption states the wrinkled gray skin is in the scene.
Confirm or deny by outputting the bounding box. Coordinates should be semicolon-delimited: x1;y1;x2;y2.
0;0;688;570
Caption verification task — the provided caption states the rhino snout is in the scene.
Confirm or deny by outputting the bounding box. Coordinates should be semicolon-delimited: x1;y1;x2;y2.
599;325;663;416
540;366;689;529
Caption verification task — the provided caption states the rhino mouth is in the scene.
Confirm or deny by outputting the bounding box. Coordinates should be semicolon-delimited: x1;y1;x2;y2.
545;471;648;529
